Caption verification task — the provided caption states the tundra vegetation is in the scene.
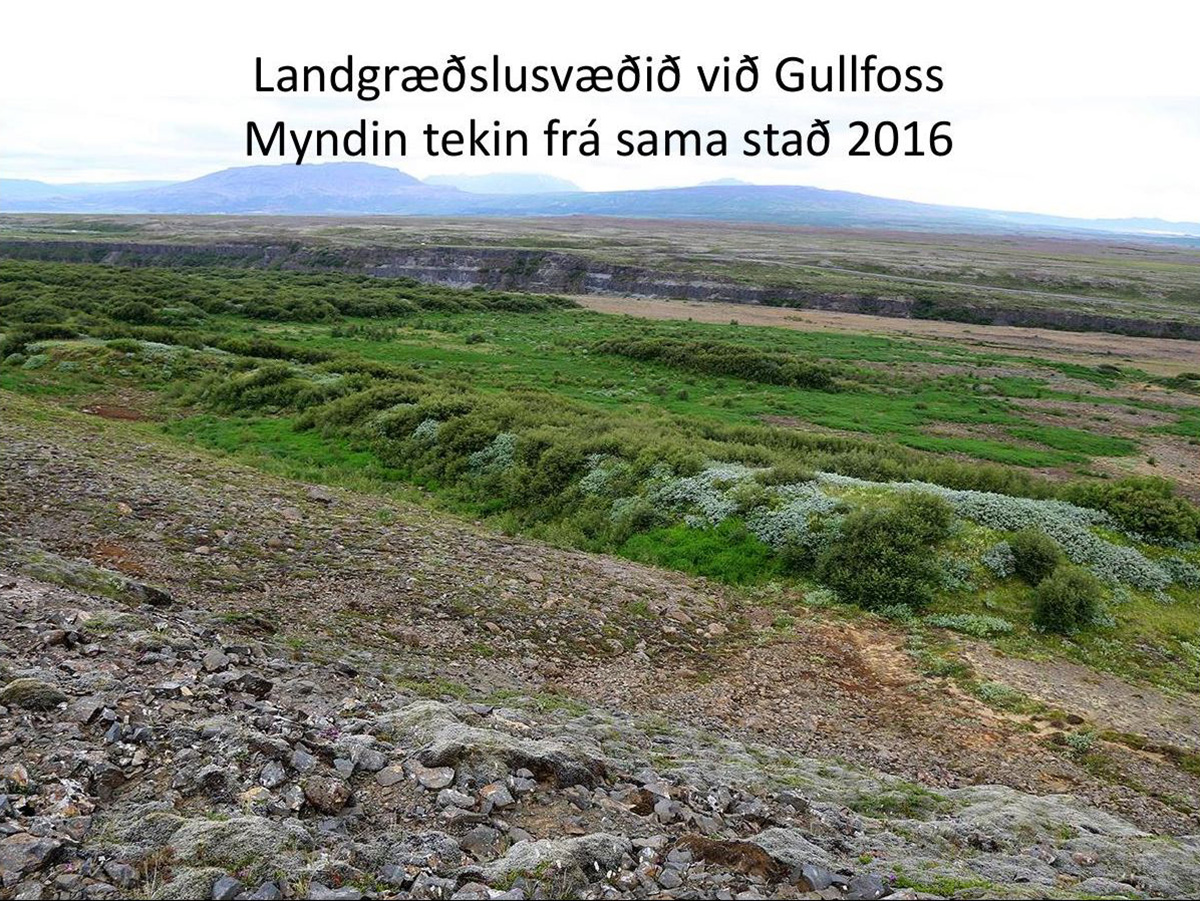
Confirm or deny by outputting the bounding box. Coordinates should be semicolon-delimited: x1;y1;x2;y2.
3;259;1199;693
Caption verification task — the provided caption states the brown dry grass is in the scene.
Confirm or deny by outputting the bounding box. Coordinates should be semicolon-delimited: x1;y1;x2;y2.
574;294;1200;377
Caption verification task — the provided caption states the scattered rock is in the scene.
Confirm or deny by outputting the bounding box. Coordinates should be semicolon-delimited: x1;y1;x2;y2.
303;775;352;813
0;833;62;876
407;760;456;790
121;581;173;606
0;677;67;710
211;874;244;900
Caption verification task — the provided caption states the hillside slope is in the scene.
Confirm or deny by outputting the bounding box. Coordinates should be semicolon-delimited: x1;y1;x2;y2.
2;390;1199;898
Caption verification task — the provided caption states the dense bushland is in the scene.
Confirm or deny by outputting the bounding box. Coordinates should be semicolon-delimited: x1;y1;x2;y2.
592;337;839;390
0;259;574;330
1064;477;1200;543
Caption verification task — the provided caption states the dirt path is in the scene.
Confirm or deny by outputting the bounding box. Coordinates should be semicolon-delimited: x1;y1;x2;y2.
574;294;1200;376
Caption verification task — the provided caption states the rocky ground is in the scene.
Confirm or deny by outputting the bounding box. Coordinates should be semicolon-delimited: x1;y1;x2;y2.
2;390;1199;900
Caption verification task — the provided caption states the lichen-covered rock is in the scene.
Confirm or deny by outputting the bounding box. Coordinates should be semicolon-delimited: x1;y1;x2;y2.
303;774;352;813
478;833;632;889
169;815;311;875
150;866;225;900
0;677;67;710
746;827;832;870
380;700;607;787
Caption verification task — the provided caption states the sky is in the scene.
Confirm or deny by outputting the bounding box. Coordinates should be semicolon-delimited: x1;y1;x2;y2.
2;0;1197;221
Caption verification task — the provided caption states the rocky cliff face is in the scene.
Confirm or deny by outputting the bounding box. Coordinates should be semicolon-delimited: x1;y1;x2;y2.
3;239;1197;340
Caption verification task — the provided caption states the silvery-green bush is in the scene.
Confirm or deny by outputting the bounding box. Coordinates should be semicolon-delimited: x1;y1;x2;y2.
410;417;441;445
645;462;761;526
1163;556;1200;589
981;541;1016;578
817;473;1171;590
746;481;843;549
468;432;517;472
578;454;634;498
925;613;1014;637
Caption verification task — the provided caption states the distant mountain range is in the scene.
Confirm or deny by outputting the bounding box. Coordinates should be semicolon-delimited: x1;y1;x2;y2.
1;178;175;201
3;162;1198;240
423;172;579;194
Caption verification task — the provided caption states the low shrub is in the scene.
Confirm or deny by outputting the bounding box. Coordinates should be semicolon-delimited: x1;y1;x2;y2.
816;493;953;610
925;613;1014;637
980;541;1016;578
1009;529;1064;585
1064;476;1200;543
111;300;158;324
1032;565;1104;634
591;337;839;390
0;324;78;357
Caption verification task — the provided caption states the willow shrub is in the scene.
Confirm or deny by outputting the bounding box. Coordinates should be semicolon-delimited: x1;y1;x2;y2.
816;493;954;611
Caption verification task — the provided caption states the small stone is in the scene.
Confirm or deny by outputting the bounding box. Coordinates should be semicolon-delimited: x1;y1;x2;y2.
450;883;493;900
122;582;173;606
460;825;500;859
103;860;137;888
305;884;363;900
0;763;30;790
438;787;475;809
202;649;230;672
195;764;233;798
480;781;516;809
65;696;103;724
307;486;335;504
240;786;272;812
212;875;244;900
260;760;287;789
376;765;406;787
408;760;455;790
0;833;62;875
659;869;683;889
230;672;273;698
303;774;351;813
291;747;318;773
846;874;887;900
352;747;388;773
799;864;836;891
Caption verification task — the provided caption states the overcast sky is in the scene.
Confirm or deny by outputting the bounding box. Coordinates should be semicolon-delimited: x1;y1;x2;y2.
3;0;1197;221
